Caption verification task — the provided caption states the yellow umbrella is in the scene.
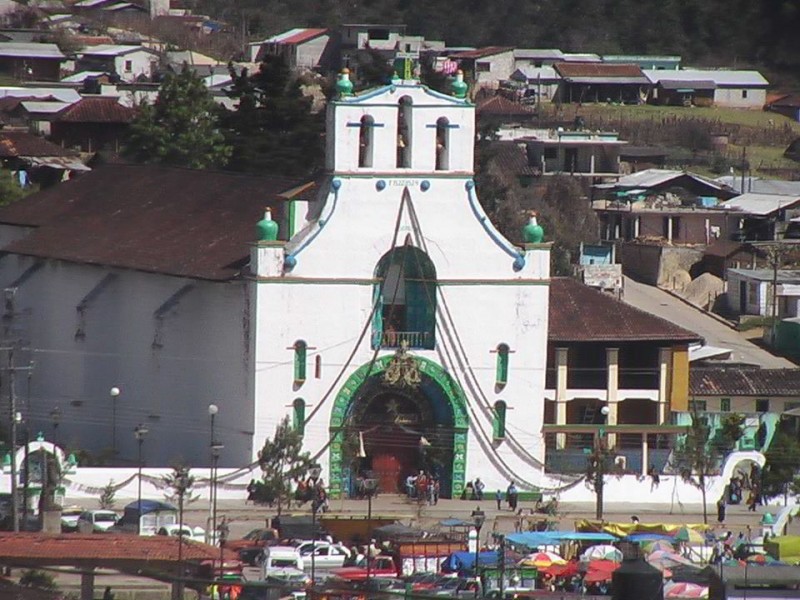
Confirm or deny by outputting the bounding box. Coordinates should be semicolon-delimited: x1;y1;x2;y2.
518;551;567;568
674;526;705;544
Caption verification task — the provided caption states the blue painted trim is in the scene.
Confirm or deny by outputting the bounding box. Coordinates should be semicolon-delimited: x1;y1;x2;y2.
284;179;342;270
426;123;461;129
465;180;526;271
346;122;385;127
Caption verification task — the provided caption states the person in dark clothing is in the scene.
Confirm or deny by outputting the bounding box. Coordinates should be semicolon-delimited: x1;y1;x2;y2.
717;498;726;524
103;587;115;600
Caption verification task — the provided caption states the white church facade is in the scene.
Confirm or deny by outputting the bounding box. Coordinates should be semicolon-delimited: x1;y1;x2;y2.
0;71;554;498
249;71;552;498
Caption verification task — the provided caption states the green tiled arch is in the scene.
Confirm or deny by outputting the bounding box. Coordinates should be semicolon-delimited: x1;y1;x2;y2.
328;355;469;499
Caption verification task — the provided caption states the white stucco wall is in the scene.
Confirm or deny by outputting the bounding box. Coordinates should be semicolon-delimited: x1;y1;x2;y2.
714;87;767;109
114;51;157;83
0;255;251;466
253;82;551;496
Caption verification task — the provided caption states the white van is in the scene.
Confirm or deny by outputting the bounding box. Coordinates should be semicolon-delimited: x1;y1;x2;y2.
261;545;305;580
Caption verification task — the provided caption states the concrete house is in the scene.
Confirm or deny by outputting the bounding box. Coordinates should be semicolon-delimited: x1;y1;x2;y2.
720;193;800;241
248;28;334;72
645;69;769;109
525;129;627;176
76;45;159;83
449;47;515;90
726;268;800;319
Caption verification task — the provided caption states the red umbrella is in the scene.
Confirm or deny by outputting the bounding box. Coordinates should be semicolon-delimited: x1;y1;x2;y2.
584;559;620;583
540;561;580;577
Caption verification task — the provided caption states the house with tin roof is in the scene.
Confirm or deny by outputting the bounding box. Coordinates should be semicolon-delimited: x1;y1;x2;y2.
0;42;65;81
247;28;334;72
645;69;769;109
76;45;159;83
767;94;800;123
720;192;800;241
553;62;650;104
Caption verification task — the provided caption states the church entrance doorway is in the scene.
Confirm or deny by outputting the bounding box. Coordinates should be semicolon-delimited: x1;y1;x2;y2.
328;351;469;500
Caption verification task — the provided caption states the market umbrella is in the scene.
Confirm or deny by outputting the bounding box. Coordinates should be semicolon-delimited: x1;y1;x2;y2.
583;560;620;583
581;545;623;562
518;551;566;568
674;526;705;544
539;561;580;577
643;539;675;554
664;581;709;598
647;550;695;571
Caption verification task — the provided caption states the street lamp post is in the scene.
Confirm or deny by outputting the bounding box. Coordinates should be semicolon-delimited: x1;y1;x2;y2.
134;424;148;534
208;403;219;545
109;387;120;457
175;466;191;590
595;405;611;520
364;478;378;585
218;516;229;576
308;464;322;591
50;407;61;447
472;508;486;599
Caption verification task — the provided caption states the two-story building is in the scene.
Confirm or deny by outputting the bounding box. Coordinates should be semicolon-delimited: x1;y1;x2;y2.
544;277;700;476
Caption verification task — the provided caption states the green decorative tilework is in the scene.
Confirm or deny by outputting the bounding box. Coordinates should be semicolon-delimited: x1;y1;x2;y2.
328;355;468;499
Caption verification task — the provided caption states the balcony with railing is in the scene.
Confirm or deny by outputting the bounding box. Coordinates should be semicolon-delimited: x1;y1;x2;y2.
381;330;433;350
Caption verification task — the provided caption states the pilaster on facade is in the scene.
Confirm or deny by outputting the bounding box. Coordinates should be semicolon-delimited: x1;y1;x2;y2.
605;347;619;446
658;347;672;424
555;346;568;449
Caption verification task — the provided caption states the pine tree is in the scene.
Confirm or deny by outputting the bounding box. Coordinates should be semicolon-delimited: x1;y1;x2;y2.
219;57;324;177
256;416;313;514
124;66;231;169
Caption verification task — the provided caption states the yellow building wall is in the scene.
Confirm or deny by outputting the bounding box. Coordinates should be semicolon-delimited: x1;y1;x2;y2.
670;345;689;412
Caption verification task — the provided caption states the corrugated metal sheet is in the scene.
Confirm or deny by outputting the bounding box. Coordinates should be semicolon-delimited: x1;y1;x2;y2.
555;62;646;78
644;69;768;87
720;193;800;216
0;42;65;59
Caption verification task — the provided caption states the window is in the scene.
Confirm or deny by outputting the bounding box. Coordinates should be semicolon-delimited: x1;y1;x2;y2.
544;147;557;160
688;400;707;412
720;398;730;412
397;96;412;168
372;244;436;350
435;117;450;171
358;115;374;168
293;340;307;383
493;400;507;439
124;60;133;72
495;344;510;386
476;62;491;72
742;90;748;99
756;398;770;413
314;355;322;379
292;398;306;435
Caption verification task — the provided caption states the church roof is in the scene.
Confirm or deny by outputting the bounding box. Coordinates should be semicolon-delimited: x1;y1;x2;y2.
0;164;304;281
548;277;701;343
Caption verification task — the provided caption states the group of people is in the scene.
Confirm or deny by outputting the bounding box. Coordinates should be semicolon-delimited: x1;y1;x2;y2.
461;479;519;512
717;463;764;522
405;471;441;505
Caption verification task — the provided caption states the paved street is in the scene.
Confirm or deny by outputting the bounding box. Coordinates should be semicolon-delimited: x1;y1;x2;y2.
622;276;795;368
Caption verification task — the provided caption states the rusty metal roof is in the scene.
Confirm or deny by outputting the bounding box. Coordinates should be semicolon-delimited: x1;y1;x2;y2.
690;366;800;396
54;96;135;123
0;532;237;565
555;62;647;79
549;277;701;342
450;46;513;60
0;164;305;281
0;131;78;158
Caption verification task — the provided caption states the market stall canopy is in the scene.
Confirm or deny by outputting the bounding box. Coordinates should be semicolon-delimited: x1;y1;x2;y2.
506;531;617;549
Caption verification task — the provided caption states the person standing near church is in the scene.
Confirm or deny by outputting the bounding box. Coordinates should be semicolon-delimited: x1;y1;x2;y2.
506;481;518;511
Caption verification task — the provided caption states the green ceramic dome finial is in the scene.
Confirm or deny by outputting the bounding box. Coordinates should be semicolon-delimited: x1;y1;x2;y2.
256;208;279;242
451;69;468;99
336;68;354;98
522;211;545;243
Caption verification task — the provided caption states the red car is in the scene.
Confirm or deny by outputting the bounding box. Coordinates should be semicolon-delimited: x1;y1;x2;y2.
329;556;399;582
226;528;277;565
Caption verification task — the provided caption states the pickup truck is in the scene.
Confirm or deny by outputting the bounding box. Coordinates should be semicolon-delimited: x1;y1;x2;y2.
329;556;399;581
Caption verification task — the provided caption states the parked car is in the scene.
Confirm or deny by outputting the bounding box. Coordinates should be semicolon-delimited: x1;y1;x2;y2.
260;545;304;580
156;524;206;543
227;527;278;565
61;506;84;532
329;556;399;582
77;510;118;533
295;540;350;571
